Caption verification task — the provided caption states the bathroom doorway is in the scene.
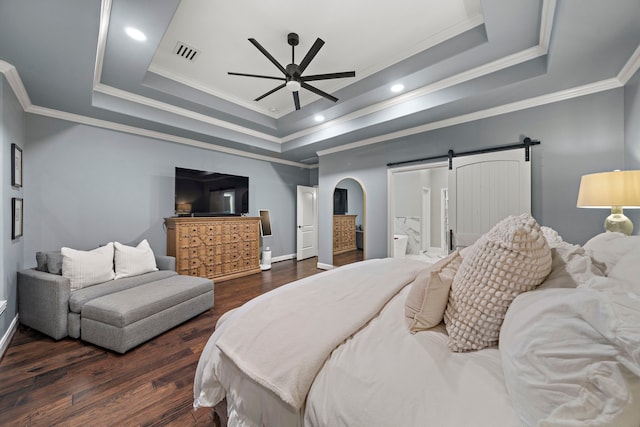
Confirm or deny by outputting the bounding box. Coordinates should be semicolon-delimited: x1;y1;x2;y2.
387;162;448;260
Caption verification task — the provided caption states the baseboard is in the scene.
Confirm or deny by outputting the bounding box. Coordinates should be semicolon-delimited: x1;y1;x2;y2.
0;314;19;361
271;253;296;263
317;263;334;270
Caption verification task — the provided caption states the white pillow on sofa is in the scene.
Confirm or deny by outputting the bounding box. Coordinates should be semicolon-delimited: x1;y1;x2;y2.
500;288;640;427
62;243;115;291
114;239;158;279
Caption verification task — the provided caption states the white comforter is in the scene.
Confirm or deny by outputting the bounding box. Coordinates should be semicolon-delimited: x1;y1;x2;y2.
193;258;521;427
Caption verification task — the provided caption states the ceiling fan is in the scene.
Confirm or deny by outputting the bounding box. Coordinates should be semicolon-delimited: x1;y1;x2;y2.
228;32;356;111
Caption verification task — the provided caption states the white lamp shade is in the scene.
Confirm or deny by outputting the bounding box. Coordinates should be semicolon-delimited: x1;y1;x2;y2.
577;170;640;209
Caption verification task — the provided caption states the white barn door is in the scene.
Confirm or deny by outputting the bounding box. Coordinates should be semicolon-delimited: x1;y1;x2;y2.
448;148;531;250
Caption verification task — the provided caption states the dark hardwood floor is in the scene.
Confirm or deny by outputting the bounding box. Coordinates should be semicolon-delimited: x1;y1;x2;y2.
0;251;362;426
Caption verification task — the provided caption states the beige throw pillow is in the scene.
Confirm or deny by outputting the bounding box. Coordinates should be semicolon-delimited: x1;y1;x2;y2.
405;251;462;333
444;213;552;352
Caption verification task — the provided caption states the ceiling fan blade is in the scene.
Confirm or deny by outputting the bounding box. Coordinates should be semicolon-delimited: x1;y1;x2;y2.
254;83;286;102
302;71;356;82
228;72;286;81
301;82;338;103
248;38;288;76
297;38;325;75
293;91;301;110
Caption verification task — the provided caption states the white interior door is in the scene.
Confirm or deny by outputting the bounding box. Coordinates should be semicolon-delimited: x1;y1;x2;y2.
296;185;318;260
448;148;531;250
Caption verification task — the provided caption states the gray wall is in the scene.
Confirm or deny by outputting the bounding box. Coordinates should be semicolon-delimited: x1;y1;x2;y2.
624;69;640;228
24;115;310;263
318;89;625;265
1;76;25;342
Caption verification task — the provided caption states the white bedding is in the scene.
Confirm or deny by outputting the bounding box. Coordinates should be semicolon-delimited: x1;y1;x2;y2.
193;230;640;427
194;259;520;427
215;258;426;409
304;284;521;427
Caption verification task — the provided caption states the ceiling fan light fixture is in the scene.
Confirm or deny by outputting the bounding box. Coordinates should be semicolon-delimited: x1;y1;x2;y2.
286;80;301;92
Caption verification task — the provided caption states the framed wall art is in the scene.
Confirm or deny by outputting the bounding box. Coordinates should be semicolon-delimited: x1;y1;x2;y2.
11;143;23;187
12;198;23;239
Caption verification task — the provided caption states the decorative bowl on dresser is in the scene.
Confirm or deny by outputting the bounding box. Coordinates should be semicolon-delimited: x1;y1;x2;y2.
165;216;261;282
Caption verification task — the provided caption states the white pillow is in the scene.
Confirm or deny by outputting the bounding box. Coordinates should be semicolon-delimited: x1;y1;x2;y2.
500;288;640;427
62;243;115;291
538;240;604;290
114;239;158;279
583;232;640;274
608;250;640;288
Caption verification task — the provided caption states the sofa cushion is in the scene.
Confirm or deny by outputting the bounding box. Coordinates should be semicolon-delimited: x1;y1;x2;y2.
82;275;213;328
69;270;178;313
35;251;64;274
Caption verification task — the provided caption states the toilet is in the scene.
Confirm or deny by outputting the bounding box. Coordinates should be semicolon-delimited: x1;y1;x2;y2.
393;234;408;257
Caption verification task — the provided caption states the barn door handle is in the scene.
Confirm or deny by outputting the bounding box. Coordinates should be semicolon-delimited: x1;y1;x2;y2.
449;229;454;252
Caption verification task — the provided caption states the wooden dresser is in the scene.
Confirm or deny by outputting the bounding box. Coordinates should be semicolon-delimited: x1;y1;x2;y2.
164;216;261;282
333;214;357;255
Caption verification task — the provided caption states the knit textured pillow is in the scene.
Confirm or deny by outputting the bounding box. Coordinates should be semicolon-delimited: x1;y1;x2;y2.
444;213;552;352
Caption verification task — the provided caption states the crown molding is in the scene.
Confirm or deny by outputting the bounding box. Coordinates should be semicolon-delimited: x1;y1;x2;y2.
26;104;310;168
0;60;32;110
93;83;282;144
147;64;279;118
282;44;547;144
618;44;640;84
539;0;556;51
317;78;622;157
93;0;111;88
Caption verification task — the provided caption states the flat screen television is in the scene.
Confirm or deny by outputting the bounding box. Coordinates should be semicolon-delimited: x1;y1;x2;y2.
175;167;249;216
333;188;348;215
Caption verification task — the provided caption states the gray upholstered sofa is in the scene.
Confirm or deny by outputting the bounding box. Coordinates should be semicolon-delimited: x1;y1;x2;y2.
17;253;214;353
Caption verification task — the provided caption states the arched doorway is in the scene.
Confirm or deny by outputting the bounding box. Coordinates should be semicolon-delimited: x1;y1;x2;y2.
332;178;365;266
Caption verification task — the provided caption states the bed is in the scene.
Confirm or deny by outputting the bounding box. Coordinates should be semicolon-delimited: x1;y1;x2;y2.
193;214;640;427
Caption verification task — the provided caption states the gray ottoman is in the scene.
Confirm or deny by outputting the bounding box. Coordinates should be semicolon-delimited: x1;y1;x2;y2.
81;275;213;353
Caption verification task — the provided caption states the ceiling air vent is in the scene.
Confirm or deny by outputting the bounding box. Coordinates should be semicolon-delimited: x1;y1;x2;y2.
174;42;199;62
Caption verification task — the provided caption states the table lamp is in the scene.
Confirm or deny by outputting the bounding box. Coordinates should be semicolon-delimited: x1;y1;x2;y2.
576;170;640;235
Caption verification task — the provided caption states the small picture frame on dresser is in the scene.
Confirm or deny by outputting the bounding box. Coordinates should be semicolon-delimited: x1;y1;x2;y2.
11;143;23;187
12;198;23;239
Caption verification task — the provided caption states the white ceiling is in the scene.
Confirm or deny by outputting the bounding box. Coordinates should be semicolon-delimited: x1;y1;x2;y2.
149;0;483;117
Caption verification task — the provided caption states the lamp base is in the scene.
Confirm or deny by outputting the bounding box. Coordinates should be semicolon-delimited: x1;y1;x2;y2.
604;207;633;235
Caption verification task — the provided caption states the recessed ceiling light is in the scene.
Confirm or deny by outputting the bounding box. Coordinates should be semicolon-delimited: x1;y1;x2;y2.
125;27;147;42
314;114;325;122
391;83;404;93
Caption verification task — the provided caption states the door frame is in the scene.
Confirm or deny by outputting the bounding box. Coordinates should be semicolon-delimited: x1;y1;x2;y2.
421;187;431;252
296;185;318;260
387;161;448;257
